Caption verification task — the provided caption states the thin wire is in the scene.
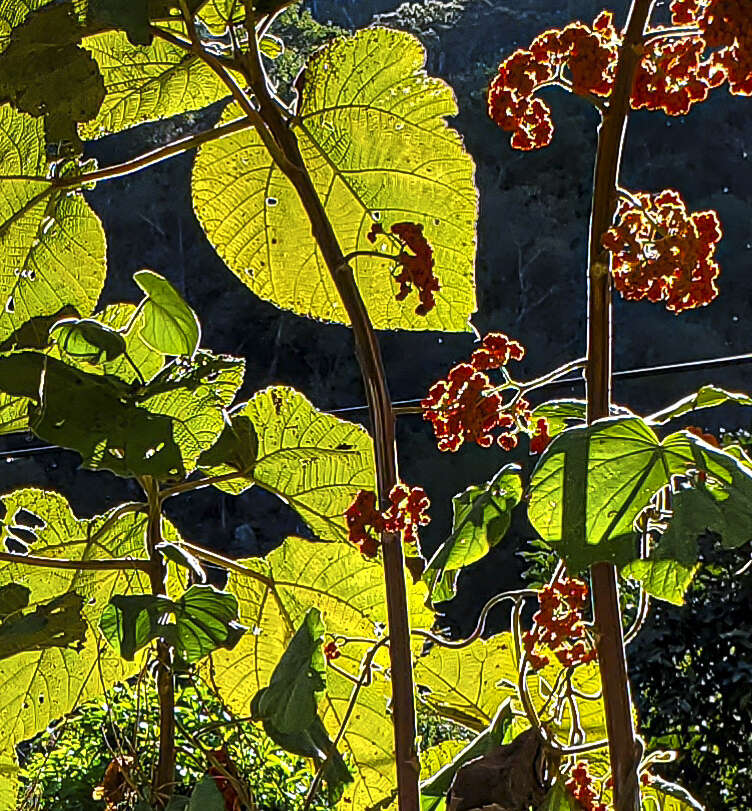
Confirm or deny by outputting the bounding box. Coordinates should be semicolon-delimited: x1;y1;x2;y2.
2;350;752;459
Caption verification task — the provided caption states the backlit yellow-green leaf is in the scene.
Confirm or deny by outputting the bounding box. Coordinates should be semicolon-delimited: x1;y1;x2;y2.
208;386;375;542
0;106;106;344
198;0;242;33
79;29;231;139
208;535;434;811
0;749;18;808
0;392;26;435
192;27;477;331
0;0;53;51
0;489;152;751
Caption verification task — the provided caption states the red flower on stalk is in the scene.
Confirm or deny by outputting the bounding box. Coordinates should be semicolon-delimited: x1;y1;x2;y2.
487;12;619;150
566;762;607;811
469;332;525;370
345;485;430;555
524;576;597;671
367;221;440;315
324;641;341;661
529;418;552;455
602;189;722;313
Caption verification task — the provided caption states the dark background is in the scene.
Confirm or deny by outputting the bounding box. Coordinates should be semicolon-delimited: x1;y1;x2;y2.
2;3;752;801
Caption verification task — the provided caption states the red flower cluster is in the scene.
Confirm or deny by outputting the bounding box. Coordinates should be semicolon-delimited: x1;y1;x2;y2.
632;36;725;114
523;576;597;670
208;748;243;811
566;762;607;811
368;221;439;315
487;12;619;150
602;189;721;313
344;485;430;556
469;332;525;370
324;640;341;661
671;0;752;95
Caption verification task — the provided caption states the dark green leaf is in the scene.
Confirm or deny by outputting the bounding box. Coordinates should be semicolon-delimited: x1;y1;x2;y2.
648;385;752;426
423;466;521;603
172;584;246;663
87;0;151;46
0;5;105;145
0;591;87;660
134;270;200;357
528;417;751;572
256;608;326;734
100;585;244;662
0;306;78;352
0;352;185;479
0;584;29;619
623;446;752;604
99;593;172;660
50;317;126;363
198;413;258;474
188;775;226;810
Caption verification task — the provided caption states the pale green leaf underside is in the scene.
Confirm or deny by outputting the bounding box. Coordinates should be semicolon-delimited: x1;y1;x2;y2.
80;30;231;139
0;489;152;750
209;536;434;811
210;386;375;542
0;106;106;343
192;27;477;331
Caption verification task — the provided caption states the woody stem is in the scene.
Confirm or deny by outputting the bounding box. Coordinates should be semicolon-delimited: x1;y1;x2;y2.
586;2;656;809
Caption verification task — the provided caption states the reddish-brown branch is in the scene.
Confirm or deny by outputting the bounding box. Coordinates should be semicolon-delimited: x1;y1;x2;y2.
231;11;419;810
586;2;656;809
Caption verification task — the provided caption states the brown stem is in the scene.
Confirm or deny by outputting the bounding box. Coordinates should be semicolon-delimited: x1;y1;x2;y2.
144;478;176;808
586;2;655;809
0;551;155;572
234;11;419;809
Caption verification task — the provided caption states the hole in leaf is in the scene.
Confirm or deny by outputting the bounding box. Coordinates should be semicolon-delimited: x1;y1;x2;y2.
5;296;14;313
5;536;27;553
10;526;36;545
14;509;44;529
265;197;278;206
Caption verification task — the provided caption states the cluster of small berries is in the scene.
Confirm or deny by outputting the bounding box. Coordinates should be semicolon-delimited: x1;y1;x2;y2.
523;576;597;670
344;485;430;557
671;0;752;96
208;748;243;811
368;221;439;315
421;333;551;453
602;189;721;313
489;3;752;150
487;12;620;150
566;762;607;811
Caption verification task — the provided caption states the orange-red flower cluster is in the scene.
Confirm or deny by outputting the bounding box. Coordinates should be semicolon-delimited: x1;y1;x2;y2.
632;36;725;114
602;189;721;313
368;221;439;315
344;485;430;556
469;332;525;370
523;576;597;670
422;333;551;453
208;748;243;811
487;12;619;150
566;763;607;811
324;640;341;661
670;0;752;95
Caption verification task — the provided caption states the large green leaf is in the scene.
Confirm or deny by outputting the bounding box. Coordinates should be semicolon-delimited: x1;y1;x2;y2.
423;465;521;604
0;0;54;50
0;4;105;143
79;29;231;139
0;352;185;479
0;391;27;435
207;387;374;542
101;584;245;662
93;301;166;383
50;317;127;364
208;535;434;811
138;351;244;472
623;448;752;604
530;400;586;439
527;417;752;572
0;488;153;750
198;0;242;32
0;106;106;344
192;27;477;331
647;384;752;426
538;782;578;810
0;749;18;809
